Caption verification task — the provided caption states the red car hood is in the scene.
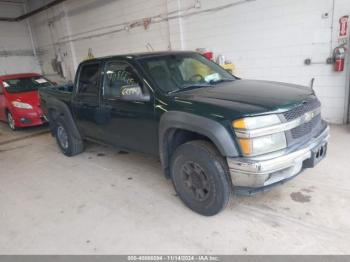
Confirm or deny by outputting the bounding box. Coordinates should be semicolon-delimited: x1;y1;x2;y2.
7;90;40;107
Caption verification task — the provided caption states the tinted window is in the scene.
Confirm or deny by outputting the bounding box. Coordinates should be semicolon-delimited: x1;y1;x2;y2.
103;62;141;98
3;76;53;93
78;63;100;95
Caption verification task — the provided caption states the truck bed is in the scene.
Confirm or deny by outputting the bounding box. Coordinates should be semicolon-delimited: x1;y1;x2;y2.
39;83;74;120
39;84;73;104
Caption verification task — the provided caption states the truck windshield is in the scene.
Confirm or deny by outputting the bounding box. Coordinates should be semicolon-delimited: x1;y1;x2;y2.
3;76;53;93
138;53;236;94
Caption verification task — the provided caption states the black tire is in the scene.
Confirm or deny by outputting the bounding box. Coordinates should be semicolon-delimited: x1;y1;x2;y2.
170;140;231;216
6;111;17;131
54;117;84;156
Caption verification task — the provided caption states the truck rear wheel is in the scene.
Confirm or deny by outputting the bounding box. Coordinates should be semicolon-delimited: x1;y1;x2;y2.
55;117;84;156
170;140;231;216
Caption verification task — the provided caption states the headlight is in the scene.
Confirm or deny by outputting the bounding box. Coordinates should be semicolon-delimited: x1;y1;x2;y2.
237;132;287;156
233;115;287;156
12;101;33;109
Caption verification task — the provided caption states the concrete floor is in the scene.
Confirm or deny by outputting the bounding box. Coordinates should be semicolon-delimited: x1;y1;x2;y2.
0;123;49;145
0;122;349;255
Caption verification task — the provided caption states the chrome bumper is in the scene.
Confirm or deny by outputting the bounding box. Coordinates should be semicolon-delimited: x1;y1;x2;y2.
227;126;330;188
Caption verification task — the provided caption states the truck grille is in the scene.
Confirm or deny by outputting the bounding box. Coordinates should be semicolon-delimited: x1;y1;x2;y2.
283;98;322;141
290;114;321;139
283;99;321;121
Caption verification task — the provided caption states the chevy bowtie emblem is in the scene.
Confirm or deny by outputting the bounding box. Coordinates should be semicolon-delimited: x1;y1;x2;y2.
304;111;315;122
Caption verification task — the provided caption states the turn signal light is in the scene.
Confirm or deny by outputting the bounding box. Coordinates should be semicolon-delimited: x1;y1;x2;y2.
233;119;246;129
238;139;251;156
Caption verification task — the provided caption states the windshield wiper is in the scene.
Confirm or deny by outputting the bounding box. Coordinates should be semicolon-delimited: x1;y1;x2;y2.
168;84;212;94
210;78;235;84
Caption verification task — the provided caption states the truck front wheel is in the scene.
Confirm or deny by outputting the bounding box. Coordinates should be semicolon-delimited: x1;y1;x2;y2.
55;117;84;156
170;140;231;216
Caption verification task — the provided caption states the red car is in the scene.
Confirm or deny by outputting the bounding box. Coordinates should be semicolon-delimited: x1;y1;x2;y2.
0;73;53;130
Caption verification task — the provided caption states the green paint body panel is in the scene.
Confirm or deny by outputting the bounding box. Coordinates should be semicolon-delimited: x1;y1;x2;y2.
39;51;315;158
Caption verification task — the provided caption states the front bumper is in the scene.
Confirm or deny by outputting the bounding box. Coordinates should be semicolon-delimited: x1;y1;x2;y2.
227;125;330;192
12;108;48;127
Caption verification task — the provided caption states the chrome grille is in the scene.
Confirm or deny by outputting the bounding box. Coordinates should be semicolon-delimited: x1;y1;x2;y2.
283;98;322;141
290;114;321;139
283;99;321;121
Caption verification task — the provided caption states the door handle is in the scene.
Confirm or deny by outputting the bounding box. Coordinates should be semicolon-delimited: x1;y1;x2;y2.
73;100;83;105
101;103;113;110
74;101;88;107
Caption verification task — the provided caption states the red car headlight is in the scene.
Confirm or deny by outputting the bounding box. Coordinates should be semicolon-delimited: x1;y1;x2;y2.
12;101;33;110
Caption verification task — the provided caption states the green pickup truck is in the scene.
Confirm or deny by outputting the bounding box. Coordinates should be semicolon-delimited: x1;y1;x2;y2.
39;51;329;216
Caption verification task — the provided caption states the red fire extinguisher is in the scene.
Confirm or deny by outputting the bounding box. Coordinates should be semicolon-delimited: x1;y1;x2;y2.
334;46;346;72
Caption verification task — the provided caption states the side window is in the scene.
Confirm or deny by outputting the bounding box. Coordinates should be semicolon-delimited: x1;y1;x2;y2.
103;62;141;98
78;63;100;95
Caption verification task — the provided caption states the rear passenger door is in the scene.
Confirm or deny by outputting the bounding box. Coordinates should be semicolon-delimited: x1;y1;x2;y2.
71;61;104;140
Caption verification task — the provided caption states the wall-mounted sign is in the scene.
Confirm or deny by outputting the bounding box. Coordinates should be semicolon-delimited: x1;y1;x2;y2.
339;15;349;39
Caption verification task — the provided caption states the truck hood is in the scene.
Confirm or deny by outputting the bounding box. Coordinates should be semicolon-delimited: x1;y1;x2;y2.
172;80;315;117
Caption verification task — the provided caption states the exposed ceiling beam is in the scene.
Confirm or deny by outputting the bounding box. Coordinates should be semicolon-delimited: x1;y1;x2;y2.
0;0;24;4
0;0;67;22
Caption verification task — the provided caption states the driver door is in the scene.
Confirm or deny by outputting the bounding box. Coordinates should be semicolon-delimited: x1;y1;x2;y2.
99;60;158;155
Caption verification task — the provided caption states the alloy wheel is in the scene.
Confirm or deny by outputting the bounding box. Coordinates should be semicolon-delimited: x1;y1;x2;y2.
57;125;69;149
7;112;15;130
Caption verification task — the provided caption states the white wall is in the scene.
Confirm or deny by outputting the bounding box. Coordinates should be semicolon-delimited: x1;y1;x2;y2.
26;0;350;123
178;0;350;124
0;2;41;75
27;0;171;82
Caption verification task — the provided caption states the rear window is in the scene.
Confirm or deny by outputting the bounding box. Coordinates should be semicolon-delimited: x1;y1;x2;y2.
3;76;53;93
77;63;100;95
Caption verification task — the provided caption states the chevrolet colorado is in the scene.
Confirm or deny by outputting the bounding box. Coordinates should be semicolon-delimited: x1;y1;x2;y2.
39;51;329;216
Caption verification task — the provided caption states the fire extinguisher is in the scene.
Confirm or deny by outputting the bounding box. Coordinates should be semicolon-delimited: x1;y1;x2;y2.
333;45;346;72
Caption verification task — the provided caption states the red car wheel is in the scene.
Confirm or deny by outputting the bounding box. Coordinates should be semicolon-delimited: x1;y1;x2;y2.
7;111;17;130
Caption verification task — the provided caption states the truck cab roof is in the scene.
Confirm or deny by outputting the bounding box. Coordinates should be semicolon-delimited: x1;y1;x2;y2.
81;51;196;64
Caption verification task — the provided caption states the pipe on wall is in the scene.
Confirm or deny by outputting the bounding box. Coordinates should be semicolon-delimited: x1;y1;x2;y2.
0;0;67;22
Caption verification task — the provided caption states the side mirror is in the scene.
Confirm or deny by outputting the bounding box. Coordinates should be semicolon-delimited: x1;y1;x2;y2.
120;84;150;102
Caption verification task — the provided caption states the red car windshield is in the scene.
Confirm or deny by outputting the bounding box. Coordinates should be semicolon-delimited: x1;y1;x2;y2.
3;76;53;93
